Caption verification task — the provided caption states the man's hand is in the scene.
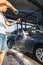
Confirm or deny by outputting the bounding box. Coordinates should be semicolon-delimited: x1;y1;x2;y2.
13;9;18;14
16;18;21;23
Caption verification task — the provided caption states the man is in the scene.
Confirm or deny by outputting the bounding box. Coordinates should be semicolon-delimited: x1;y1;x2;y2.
0;0;21;65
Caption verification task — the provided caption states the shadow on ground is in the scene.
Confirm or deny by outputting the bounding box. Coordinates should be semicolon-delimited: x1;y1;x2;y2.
24;52;41;64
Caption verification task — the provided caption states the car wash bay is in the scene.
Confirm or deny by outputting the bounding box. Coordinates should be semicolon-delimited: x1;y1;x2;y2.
4;0;43;65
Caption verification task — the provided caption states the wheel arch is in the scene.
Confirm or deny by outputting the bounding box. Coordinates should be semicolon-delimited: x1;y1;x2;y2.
33;43;43;64
33;43;43;53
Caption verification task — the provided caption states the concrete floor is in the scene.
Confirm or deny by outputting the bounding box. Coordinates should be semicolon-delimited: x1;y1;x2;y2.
3;49;41;65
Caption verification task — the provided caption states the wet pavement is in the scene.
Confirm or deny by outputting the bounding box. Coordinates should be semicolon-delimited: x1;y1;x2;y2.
3;55;23;65
3;49;41;65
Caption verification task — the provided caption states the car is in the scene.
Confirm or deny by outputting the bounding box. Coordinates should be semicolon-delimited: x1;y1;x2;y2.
7;26;43;64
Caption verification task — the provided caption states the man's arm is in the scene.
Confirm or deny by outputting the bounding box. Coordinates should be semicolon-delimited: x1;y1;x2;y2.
0;0;18;14
5;18;21;26
0;0;6;4
5;1;18;14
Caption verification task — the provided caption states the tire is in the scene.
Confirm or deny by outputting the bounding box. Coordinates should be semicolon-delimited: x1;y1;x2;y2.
33;45;43;64
7;40;13;49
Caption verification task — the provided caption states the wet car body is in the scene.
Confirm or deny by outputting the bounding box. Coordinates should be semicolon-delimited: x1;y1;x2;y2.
7;27;43;64
7;27;43;52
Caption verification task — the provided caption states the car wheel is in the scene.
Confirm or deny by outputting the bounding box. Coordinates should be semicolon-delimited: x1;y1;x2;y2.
7;40;13;49
33;45;43;64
